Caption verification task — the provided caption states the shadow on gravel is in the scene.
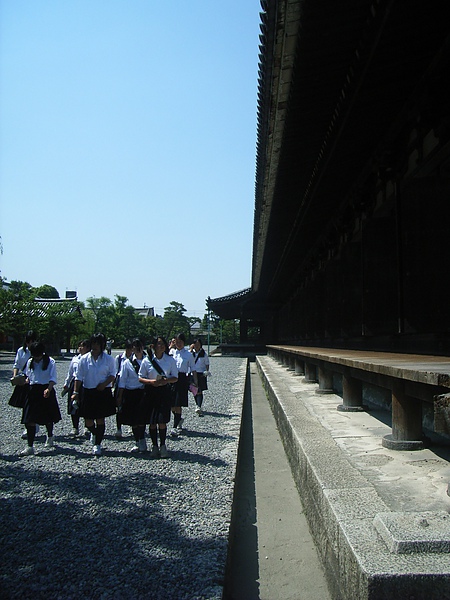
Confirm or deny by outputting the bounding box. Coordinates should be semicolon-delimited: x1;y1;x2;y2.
168;449;228;467
0;351;244;598
205;410;239;418
179;429;234;441
0;462;227;599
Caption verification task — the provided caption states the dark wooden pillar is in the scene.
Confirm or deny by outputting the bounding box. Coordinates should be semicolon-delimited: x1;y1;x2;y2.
337;371;364;412
382;381;423;450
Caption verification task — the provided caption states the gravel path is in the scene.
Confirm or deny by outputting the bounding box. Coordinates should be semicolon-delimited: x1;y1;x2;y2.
0;351;247;600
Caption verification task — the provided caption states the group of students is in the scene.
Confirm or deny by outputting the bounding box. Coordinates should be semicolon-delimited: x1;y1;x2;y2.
9;330;210;458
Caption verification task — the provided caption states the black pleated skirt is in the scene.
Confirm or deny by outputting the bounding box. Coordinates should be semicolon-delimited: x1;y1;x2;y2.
21;384;62;425
120;387;147;425
145;385;172;424
173;373;189;407
9;383;30;409
196;372;208;393
79;387;116;419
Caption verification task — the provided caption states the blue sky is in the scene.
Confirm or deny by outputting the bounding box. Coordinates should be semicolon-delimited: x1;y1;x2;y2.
0;0;260;318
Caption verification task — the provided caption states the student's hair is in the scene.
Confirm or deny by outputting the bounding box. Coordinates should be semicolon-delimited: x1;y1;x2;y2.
151;335;169;355
125;339;133;350
29;341;50;370
90;332;106;351
193;338;205;357
175;333;186;343
23;330;37;351
80;339;91;350
131;338;143;350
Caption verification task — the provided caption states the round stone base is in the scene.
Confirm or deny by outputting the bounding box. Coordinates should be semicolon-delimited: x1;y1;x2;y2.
316;389;334;395
382;434;424;451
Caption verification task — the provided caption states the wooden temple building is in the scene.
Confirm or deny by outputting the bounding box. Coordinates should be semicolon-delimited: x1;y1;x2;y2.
207;0;450;355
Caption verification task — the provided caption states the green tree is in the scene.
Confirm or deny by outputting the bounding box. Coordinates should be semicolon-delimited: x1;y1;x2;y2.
210;316;239;344
162;301;190;340
0;280;38;346
140;315;161;345
0;278;85;351
221;319;240;343
78;305;96;341
85;296;114;334
8;280;34;301
38;302;84;354
34;284;60;299
110;295;145;346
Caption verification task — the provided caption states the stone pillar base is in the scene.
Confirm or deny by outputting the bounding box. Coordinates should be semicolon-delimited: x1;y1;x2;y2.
382;434;424;451
337;404;365;412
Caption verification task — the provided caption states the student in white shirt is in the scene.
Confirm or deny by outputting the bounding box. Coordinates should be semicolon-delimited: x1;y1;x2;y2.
113;340;133;439
190;338;211;416
61;339;91;437
73;333;116;456
20;341;61;456
139;336;178;458
169;333;198;437
9;330;39;439
116;339;147;452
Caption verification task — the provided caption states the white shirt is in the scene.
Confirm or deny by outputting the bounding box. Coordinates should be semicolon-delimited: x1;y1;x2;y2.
139;353;178;380
172;347;196;374
64;354;81;387
26;357;57;385
191;349;210;373
14;347;30;372
115;351;130;376
75;351;116;389
118;355;145;390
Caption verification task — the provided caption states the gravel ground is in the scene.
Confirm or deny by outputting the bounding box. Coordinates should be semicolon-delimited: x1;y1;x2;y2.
0;351;247;600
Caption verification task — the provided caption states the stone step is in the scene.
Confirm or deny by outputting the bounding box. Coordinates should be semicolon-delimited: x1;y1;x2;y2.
257;355;450;600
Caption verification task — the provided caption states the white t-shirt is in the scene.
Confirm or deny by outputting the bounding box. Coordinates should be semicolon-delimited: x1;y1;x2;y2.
14;347;31;372
172;347;197;374
75;351;116;389
118;356;145;390
139;353;178;380
191;349;210;373
26;356;57;385
64;354;81;387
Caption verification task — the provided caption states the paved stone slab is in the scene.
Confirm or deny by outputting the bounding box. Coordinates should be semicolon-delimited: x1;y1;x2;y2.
374;511;450;554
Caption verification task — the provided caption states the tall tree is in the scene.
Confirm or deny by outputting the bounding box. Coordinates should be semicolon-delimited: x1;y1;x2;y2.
110;295;145;345
162;301;190;340
85;296;114;334
8;280;34;301
34;284;60;299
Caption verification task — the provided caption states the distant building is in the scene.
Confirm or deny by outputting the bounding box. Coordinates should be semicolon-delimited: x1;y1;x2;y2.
0;298;83;352
134;307;155;318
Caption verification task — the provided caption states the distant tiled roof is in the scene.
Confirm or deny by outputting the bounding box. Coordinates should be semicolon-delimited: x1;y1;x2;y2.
6;298;83;318
134;307;155;318
206;288;254;319
207;288;252;305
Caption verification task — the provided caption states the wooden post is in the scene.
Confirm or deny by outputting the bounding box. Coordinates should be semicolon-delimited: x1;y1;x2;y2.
382;381;423;450
316;365;334;394
337;372;364;411
295;358;305;376
304;362;317;383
